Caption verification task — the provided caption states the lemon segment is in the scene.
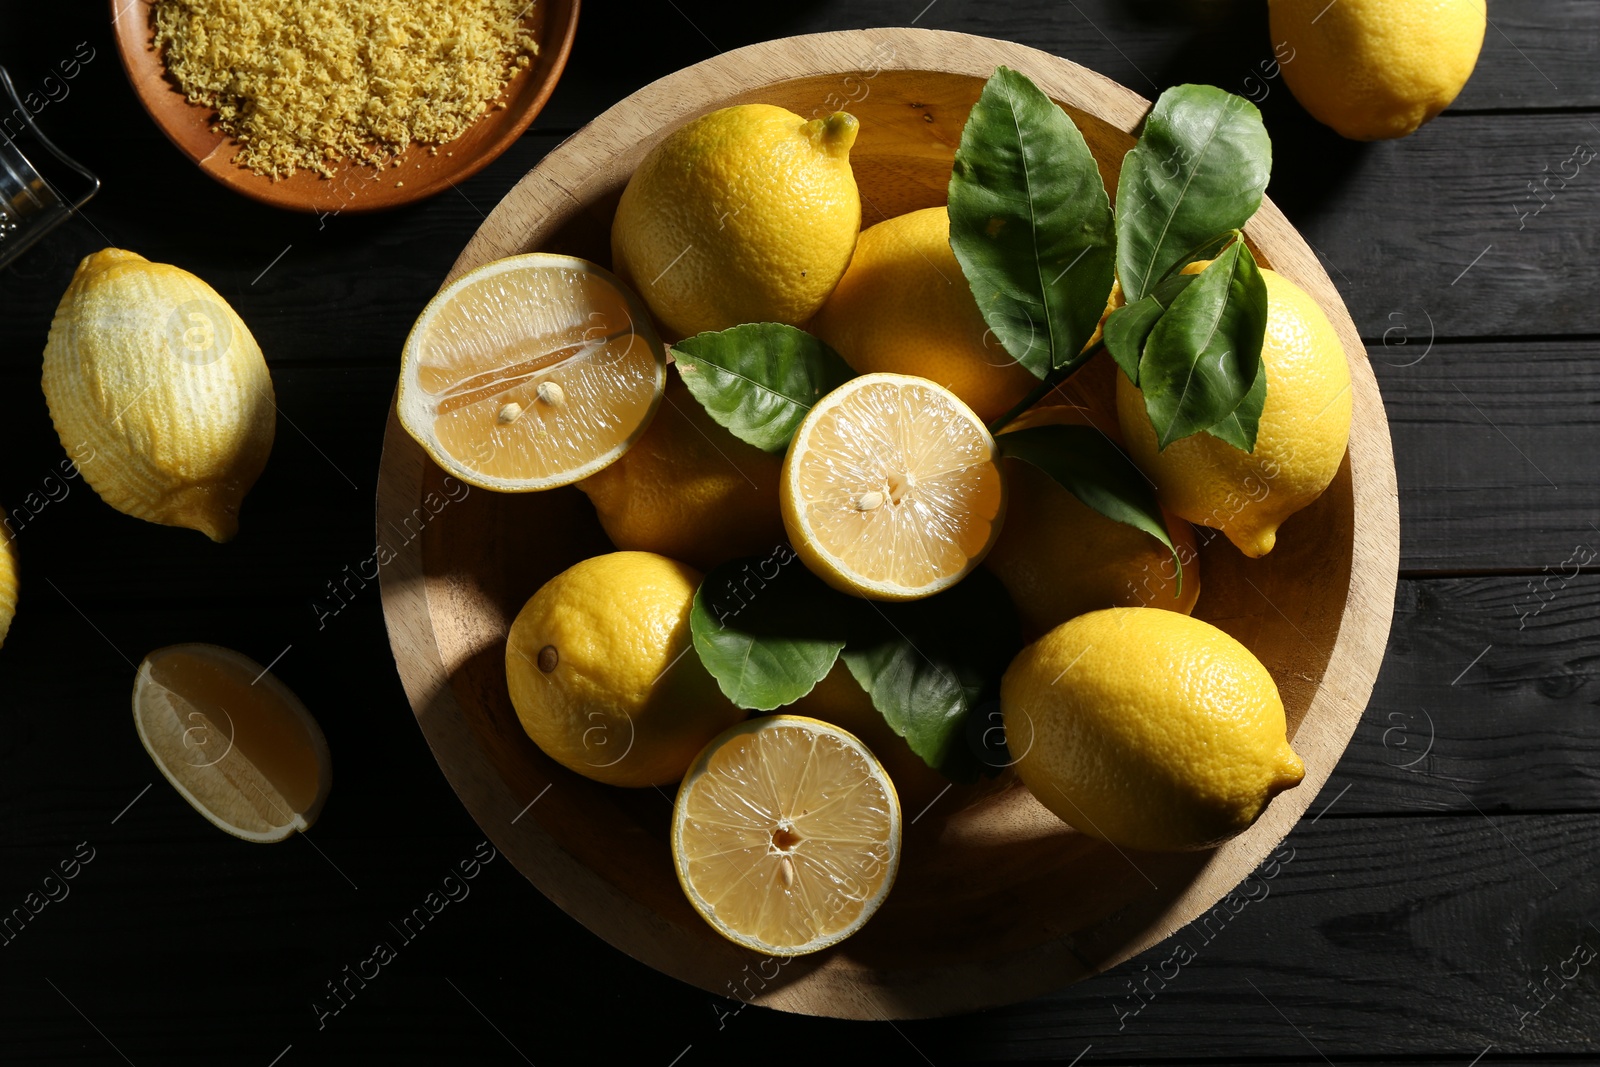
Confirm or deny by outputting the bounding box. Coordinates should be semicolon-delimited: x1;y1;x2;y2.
42;249;275;542
133;644;332;843
610;104;861;338
1002;608;1304;852
781;373;1006;601
672;714;901;956
504;551;745;787
399;254;667;492
0;509;15;648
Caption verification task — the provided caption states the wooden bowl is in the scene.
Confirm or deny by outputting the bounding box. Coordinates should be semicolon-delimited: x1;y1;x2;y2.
376;28;1399;1019
111;0;579;213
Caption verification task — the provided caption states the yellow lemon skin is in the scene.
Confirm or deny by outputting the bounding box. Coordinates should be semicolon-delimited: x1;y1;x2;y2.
0;509;16;648
42;249;275;542
810;206;1038;424
611;104;861;338
1270;0;1486;141
577;377;784;570
1002;608;1305;852
505;551;745;788
986;406;1201;640
1116;268;1351;558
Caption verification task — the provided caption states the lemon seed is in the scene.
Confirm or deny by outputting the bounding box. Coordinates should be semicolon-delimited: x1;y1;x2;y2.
536;381;566;406
856;491;884;511
497;402;523;424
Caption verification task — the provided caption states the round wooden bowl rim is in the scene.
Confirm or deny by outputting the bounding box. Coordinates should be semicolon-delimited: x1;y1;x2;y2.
377;27;1400;1019
110;0;581;213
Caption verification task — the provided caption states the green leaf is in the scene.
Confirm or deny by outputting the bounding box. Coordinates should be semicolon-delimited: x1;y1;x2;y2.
1115;85;1271;302
672;323;856;453
690;549;846;710
841;570;1021;779
1204;352;1267;451
1138;241;1268;450
1103;273;1198;385
948;66;1117;379
997;423;1180;586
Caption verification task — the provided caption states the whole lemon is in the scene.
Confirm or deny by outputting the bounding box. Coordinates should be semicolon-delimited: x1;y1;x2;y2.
576;376;784;570
1116;267;1351;558
505;551;745;787
810;206;1038;424
1270;0;1486;140
42;249;275;542
985;406;1201;639
611;104;861;338
1002;608;1305;851
0;509;15;648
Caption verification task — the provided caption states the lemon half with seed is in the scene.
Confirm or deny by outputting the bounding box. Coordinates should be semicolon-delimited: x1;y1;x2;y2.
672;715;901;956
780;372;1006;601
398;254;667;491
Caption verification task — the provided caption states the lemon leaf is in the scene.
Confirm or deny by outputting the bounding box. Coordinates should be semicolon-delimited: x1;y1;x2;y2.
841;570;1021;779
1103;273;1199;385
672;323;856;453
998;423;1182;589
1138;241;1268;451
948;66;1116;379
690;551;846;710
1204;351;1268;452
1116;85;1271;303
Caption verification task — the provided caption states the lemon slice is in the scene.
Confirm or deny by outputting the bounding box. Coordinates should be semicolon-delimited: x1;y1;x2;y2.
0;509;15;648
398;254;668;491
672;715;901;956
133;644;332;843
780;372;1006;600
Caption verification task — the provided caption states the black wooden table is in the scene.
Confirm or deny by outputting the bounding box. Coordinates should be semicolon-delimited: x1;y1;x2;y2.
2;3;1596;1064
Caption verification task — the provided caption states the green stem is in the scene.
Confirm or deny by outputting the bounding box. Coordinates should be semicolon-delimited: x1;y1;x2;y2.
987;343;1105;434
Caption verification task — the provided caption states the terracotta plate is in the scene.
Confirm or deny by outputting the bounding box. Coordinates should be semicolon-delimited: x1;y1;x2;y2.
111;0;579;213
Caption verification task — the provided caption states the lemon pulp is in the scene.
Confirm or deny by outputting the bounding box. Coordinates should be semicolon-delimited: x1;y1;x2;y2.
399;254;667;491
672;715;901;955
781;373;1005;600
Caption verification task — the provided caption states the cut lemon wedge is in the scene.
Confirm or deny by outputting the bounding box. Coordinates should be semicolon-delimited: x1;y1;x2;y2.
133;644;331;843
672;715;901;956
398;254;667;491
780;372;1006;600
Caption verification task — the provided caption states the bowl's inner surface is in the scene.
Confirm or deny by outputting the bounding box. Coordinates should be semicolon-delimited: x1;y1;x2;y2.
413;66;1355;990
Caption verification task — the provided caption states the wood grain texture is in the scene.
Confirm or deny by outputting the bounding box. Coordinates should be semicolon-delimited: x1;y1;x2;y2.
533;0;1600;134
1374;341;1600;573
376;27;1398;1019
0;816;1593;1062
0;2;1589;1061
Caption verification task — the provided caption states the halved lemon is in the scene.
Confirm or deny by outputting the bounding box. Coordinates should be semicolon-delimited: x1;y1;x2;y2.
398;254;667;491
672;715;901;956
133;644;331;843
780;372;1006;600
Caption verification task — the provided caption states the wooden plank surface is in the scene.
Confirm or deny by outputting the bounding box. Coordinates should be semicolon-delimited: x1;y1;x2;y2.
0;817;1593;1062
0;0;1594;1063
